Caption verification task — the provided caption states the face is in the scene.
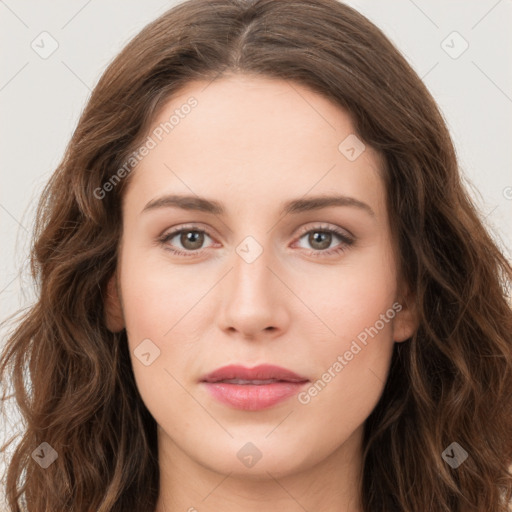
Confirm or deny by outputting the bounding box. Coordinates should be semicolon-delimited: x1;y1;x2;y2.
106;74;416;480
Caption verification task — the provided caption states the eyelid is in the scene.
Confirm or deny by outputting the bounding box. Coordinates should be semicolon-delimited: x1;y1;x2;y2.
294;222;354;241
159;222;218;240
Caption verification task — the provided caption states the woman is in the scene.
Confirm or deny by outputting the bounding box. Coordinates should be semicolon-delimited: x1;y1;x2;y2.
1;0;511;510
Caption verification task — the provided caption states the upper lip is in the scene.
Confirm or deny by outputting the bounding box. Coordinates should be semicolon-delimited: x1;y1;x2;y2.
201;364;309;383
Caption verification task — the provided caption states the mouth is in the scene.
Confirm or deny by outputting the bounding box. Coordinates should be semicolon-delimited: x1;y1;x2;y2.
208;378;299;385
200;364;310;411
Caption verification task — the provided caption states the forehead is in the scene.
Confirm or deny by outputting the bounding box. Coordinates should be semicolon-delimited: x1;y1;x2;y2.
124;74;386;220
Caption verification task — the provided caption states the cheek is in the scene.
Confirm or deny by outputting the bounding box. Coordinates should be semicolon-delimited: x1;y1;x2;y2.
119;262;203;431
296;303;396;449
303;250;397;344
118;248;197;388
119;243;203;341
122;274;179;336
297;252;398;417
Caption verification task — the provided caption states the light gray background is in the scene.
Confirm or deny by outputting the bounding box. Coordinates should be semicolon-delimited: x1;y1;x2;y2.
1;0;511;506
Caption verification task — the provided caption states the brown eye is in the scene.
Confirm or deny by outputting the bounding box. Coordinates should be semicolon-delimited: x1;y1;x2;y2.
159;227;214;256
179;230;206;251
307;231;333;251
294;225;355;257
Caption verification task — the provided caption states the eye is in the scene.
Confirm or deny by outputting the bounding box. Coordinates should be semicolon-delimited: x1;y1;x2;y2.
158;225;214;257
293;224;355;257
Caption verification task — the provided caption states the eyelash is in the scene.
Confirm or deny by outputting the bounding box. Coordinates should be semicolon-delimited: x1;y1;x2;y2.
157;223;355;258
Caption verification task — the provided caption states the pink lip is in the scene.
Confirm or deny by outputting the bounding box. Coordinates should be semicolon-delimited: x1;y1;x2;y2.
200;364;309;411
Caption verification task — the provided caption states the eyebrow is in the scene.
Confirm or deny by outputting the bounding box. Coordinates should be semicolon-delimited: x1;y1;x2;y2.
141;194;375;218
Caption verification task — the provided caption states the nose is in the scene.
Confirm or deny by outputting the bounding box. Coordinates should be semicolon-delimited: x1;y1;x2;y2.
217;241;290;340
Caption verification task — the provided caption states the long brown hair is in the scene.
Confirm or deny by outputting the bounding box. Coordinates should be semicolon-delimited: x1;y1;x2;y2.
1;0;511;510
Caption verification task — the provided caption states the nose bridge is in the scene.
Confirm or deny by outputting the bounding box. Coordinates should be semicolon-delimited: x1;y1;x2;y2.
231;233;275;303
218;231;288;337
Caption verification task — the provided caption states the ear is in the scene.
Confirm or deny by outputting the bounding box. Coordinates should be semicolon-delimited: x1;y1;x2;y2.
393;284;419;343
104;272;125;332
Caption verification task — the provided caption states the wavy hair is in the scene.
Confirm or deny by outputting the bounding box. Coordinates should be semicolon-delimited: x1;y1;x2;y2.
1;0;511;510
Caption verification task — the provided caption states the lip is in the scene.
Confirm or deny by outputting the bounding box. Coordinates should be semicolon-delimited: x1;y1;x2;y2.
201;364;308;383
200;364;310;411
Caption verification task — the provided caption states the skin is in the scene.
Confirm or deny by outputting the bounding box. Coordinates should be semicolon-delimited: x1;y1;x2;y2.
105;74;417;512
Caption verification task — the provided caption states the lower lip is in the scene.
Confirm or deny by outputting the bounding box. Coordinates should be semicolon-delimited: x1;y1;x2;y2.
202;381;309;411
